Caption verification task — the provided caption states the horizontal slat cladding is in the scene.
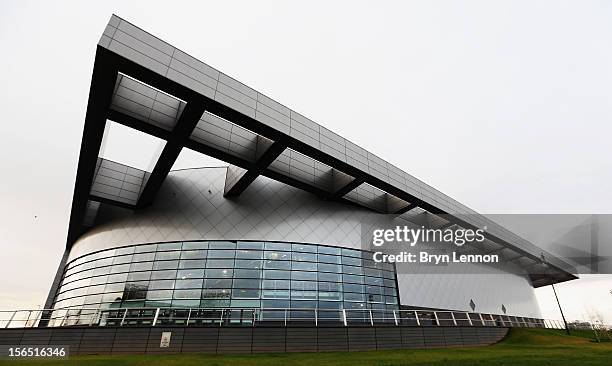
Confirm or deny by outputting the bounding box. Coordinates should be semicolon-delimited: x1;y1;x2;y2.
0;326;510;354
317;327;348;352
422;327;446;348
0;329;24;344
181;328;219;353
111;328;150;354
375;327;402;350
401;327;425;349
252;328;286;353
18;329;53;344
48;328;83;349
147;328;184;354
285;328;317;352
217;328;252;353
347;327;377;351
78;328;116;354
442;328;463;347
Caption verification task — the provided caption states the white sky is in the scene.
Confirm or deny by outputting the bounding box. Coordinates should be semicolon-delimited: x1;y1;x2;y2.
0;0;611;323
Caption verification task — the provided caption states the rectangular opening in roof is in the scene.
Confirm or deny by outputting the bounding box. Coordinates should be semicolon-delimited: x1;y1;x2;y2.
110;73;186;131
92;121;167;206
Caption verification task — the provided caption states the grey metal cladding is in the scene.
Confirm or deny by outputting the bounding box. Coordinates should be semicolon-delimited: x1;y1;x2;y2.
89;158;147;205
96;15;574;278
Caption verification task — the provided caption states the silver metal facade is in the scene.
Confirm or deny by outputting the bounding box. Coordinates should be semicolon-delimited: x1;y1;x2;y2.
69;167;542;318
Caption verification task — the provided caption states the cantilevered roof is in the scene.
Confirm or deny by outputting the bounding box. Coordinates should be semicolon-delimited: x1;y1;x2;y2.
68;14;577;287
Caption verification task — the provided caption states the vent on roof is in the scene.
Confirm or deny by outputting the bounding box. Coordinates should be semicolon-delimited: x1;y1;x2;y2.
502;304;507;314
469;299;476;311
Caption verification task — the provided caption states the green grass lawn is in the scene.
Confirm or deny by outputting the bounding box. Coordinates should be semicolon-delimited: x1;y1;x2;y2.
1;328;611;366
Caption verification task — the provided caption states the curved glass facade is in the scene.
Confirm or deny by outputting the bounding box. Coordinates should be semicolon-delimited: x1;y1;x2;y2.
53;241;399;317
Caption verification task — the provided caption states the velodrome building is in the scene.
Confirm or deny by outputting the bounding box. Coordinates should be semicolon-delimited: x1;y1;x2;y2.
19;15;578;353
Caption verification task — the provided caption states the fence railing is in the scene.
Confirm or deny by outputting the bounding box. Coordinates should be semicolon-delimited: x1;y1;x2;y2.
0;307;582;330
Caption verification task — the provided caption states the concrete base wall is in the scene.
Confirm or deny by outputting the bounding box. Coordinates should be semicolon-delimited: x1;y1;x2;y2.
0;326;508;355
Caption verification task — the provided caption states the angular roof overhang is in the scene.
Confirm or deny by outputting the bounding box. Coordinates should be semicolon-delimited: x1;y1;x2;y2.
68;15;577;287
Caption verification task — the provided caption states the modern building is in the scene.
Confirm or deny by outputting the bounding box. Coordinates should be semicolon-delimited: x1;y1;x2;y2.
42;15;576;332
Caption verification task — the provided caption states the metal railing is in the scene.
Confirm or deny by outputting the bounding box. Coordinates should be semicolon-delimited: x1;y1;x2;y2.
0;307;582;330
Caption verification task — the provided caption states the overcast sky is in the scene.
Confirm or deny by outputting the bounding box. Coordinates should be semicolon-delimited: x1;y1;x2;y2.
1;0;611;323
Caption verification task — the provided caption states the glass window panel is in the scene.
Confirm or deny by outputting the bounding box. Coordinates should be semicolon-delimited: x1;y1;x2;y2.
178;259;206;269
92;266;111;276
105;283;125;293
235;259;263;269
200;299;230;307
318;272;341;282
204;278;232;288
343;283;364;293
153;260;179;270
155;251;180;261
264;242;291;251
383;270;395;279
230;299;260;307
232;289;260;299
264;251;290;261
201;289;231;299
151;270;177;280
290;291;317;300
234;269;262;278
366;294;383;303
102;292;123;303
291;271;316;281
208;249;235;259
107;273;128;283
157;242;182;251
90;275;108;286
182;241;208;250
292;252;316;262
291;300;317;309
262;270;290;280
383;287;397;296
208;241;236;250
366;285;382;294
206;259;234;268
318;263;340;273
172;299;200;307
264;260;290;270
133;253;155;262
365;276;383;286
342;256;362;266
127;271;151;281
385;296;398;305
237;241;264;250
175;279;203;289
318;292;342;301
344;293;365;302
342;274;364;284
235;250;263;259
205;269;232;278
318;282;342;292
262;289;290;299
130;262;153;271
146;299;172;307
174;289;202;299
115;246;135;256
146;290;173;300
135;244;157;253
177;269;204;279
86;284;106;295
181;250;207;259
318;301;342;309
84;294;103;304
318;246;341;255
364;268;382;277
342;265;363;275
291;262;316;271
291;243;317;253
318;254;341;264
262;279;290;290
341;248;361;258
383;279;396;288
148;280;175;290
291;280;316;291
132;253;155;262
110;264;130;274
232;279;260;289
262;299;289;308
95;258;113;267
